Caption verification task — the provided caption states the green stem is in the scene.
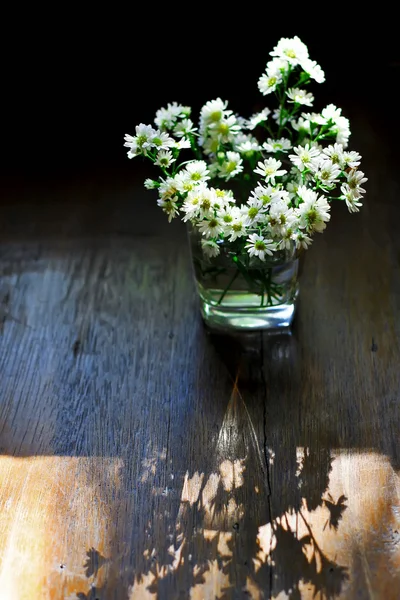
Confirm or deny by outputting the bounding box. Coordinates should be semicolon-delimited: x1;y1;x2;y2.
233;256;256;289
260;268;273;306
217;268;240;305
267;269;273;306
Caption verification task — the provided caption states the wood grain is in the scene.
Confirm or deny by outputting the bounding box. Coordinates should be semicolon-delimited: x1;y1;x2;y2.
0;111;400;599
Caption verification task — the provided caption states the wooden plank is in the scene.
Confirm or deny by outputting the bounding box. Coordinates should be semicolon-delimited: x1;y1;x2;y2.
0;110;399;598
0;233;269;598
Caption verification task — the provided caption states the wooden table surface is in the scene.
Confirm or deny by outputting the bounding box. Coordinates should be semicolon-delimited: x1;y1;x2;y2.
1;109;400;599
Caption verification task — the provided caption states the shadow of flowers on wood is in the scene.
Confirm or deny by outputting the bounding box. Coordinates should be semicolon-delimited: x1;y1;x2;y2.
71;332;350;599
130;392;349;598
323;494;348;531
74;548;108;600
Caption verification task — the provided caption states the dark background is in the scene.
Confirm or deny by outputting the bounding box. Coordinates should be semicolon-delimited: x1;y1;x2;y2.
2;11;399;184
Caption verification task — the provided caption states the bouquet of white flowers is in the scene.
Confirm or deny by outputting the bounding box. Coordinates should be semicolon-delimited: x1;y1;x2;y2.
124;35;367;331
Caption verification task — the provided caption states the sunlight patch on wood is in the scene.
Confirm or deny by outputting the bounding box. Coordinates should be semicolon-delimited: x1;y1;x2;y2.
0;455;121;599
180;471;204;505
219;458;245;492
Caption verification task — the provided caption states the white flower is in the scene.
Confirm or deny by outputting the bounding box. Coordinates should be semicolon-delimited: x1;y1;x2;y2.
340;184;363;213
249;184;281;207
207;114;242;143
149;130;176;151
185;160;211;183
268;201;296;236
272;109;281;123
286;178;302;199
267;57;290;72
197;186;217;218
272;189;290;205
270;36;309;66
262;137;291;153
242;197;265;227
200;98;230;125
333;116;351;147
297;191;331;233
197;216;224;238
181;184;216;220
201;239;220;258
291;116;311;134
157;196;179;222
245;108;271;130
174;170;200;194
253;158;287;184
124;124;157;157
158;176;179;199
322;143;344;166
173;118;198;138
217;151;244;180
302;111;327;126
296;185;315;204
286;88;314;106
293;231;313;249
236;138;261;155
155;149;176;168
144;178;158;189
315;159;342;186
342;150;361;169
227;216;247;242
300;58;325;83
277;225;297;250
123;134;138;158
315;105;351;147
155;102;189;129
214;188;235;208
217;205;239;230
199;136;220;157
245;233;275;260
173;138;191;150
181;187;204;221
346;169;368;195
289;144;321;171
258;63;284;95
258;73;280;95
322;104;343;122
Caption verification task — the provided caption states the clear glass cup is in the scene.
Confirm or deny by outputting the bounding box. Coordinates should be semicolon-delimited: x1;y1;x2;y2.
187;223;301;332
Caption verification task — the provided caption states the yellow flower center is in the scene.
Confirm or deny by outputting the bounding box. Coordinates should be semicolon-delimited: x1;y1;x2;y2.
137;135;148;146
210;110;222;122
217;123;230;135
306;208;317;224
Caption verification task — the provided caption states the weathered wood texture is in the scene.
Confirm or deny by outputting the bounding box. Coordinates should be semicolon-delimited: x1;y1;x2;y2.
0;111;400;599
